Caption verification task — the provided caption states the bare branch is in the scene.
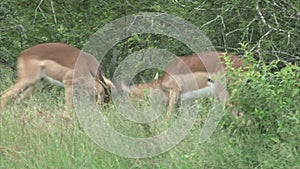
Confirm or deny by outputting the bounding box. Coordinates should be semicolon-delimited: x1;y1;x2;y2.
225;28;243;37
50;0;57;24
256;1;272;29
201;15;222;29
33;0;45;24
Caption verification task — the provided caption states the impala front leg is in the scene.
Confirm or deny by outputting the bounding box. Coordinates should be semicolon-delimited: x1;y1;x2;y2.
63;79;73;110
167;89;180;119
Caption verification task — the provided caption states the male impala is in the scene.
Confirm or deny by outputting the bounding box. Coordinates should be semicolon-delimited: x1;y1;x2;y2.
125;52;247;114
0;43;114;109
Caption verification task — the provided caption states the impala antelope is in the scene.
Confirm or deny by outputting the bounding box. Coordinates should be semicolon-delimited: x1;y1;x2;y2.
0;43;114;109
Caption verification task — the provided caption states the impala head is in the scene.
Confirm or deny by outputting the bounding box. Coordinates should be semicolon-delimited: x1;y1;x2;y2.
93;70;115;104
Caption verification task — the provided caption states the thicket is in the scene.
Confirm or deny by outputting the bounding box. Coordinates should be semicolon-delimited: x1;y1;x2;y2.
1;0;299;71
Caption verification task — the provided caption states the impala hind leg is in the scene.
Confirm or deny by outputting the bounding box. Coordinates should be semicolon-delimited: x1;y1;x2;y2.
1;78;38;108
14;85;36;104
0;60;41;108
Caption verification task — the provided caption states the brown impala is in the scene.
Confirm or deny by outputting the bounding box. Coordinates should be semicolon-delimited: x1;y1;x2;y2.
124;52;248;115
0;43;114;109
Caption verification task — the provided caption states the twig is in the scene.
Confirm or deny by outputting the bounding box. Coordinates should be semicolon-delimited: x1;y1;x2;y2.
256;1;272;29
50;0;57;23
33;0;45;24
201;15;222;29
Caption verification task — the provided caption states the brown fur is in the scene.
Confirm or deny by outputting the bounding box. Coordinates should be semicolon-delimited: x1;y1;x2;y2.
160;72;212;113
163;52;246;74
126;52;247;114
0;43;114;109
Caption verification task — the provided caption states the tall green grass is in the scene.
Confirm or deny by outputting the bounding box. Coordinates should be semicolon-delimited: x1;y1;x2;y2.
0;62;299;168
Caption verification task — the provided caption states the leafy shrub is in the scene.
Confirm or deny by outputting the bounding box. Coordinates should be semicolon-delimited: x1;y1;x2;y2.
223;58;299;167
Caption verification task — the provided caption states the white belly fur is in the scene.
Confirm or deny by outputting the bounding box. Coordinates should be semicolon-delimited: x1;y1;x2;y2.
43;75;64;87
181;82;215;101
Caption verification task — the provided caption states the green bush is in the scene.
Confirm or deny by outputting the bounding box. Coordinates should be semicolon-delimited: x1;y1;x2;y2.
223;59;300;168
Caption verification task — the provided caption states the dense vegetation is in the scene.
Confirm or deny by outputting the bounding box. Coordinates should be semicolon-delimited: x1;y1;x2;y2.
1;0;299;168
